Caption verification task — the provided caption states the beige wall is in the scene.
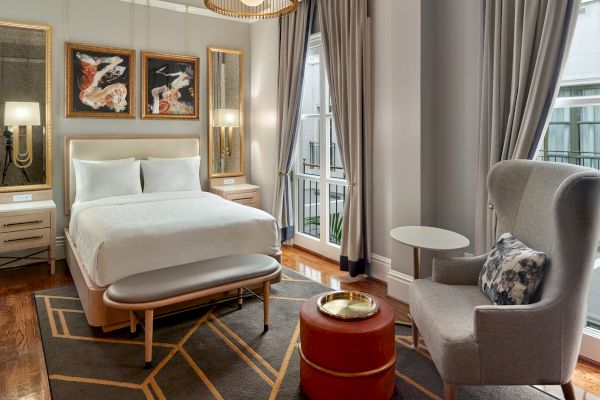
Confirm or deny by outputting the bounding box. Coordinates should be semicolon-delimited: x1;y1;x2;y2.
0;0;252;236
370;0;481;300
250;19;279;212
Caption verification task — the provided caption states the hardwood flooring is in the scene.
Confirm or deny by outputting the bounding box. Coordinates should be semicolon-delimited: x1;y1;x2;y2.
0;246;599;399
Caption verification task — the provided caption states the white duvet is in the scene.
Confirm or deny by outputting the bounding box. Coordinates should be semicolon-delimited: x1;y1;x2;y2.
68;191;280;287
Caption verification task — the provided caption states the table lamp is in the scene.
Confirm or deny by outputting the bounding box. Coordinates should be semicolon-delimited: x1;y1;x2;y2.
4;102;40;169
213;108;240;160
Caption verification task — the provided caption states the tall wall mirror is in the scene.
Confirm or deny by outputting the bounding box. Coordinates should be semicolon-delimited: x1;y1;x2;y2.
208;47;244;178
0;20;52;192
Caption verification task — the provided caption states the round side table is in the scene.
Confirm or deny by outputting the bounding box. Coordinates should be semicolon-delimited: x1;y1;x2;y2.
389;226;470;280
299;294;396;400
390;226;469;327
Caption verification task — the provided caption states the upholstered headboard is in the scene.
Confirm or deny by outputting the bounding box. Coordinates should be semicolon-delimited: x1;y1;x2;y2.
64;135;200;215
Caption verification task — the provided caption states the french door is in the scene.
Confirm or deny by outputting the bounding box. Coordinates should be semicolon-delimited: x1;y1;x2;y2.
293;34;347;260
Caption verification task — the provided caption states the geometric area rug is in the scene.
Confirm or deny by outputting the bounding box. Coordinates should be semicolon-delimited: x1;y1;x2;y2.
34;267;557;399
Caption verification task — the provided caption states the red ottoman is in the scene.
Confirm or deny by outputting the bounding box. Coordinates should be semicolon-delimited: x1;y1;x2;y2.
299;293;396;400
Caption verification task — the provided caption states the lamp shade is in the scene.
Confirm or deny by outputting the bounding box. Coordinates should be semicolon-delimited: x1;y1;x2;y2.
213;109;240;127
4;102;40;126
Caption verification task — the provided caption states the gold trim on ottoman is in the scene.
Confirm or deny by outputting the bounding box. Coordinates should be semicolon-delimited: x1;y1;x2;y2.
297;343;396;378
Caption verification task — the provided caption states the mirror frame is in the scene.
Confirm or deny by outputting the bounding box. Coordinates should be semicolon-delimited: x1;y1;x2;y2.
207;47;244;178
0;20;52;193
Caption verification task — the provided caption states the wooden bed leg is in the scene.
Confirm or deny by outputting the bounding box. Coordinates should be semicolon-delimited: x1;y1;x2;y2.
412;322;420;350
144;309;154;369
129;311;137;334
238;288;243;310
263;281;270;332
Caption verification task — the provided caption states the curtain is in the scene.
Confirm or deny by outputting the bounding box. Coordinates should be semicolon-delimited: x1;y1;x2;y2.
272;0;316;242
319;0;372;276
474;0;580;254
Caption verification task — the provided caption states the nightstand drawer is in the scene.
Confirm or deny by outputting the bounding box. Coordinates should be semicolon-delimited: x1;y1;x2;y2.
226;191;259;205
0;212;51;233
0;228;51;252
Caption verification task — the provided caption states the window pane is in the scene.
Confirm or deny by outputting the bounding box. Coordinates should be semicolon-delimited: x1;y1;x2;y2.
301;47;321;115
328;184;346;245
297;118;320;176
579;105;600;169
328;118;345;179
298;177;320;238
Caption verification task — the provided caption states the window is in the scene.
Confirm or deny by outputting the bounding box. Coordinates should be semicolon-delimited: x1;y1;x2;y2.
537;0;600;361
537;85;600;168
294;34;347;259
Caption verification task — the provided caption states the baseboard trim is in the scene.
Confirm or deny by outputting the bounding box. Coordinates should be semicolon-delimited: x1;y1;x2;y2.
387;269;413;303
369;253;391;283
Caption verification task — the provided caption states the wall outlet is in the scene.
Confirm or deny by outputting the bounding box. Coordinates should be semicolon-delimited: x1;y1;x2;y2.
223;178;235;185
13;193;32;202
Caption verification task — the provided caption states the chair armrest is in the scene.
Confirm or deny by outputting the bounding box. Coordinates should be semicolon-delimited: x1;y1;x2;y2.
431;254;488;285
473;301;562;382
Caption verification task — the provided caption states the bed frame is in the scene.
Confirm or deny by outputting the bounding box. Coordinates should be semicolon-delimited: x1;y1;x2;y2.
63;135;281;331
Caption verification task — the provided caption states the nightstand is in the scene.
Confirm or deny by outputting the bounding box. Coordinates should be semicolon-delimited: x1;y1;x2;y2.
0;194;56;274
211;183;260;208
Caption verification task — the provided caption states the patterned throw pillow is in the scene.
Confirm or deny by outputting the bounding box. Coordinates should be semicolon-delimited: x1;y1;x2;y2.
478;233;547;305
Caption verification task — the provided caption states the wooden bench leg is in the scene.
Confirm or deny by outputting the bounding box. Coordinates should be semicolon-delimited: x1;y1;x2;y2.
144;309;154;369
238;288;243;310
130;311;137;335
263;281;270;332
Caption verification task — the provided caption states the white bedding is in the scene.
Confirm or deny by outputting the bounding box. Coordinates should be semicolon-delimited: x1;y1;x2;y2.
68;191;280;287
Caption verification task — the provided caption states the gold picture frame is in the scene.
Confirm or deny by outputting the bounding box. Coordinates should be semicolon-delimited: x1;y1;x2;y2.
141;51;199;120
208;47;244;178
0;20;53;193
65;43;135;119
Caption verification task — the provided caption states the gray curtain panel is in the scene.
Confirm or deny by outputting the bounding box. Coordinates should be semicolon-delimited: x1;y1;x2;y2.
474;0;580;254
272;0;316;242
319;0;372;276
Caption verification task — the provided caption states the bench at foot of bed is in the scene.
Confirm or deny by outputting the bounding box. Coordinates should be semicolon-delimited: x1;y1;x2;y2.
102;254;281;368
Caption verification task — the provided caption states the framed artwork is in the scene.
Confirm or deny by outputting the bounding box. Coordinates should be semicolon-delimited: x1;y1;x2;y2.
141;51;199;120
65;43;135;118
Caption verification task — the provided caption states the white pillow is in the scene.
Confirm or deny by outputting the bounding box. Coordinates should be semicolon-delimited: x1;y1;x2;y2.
73;158;142;203
141;156;201;193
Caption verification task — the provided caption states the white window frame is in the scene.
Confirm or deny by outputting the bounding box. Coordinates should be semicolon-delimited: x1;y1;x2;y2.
293;33;348;260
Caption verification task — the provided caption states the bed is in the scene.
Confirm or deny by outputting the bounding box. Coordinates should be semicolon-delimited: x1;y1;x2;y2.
63;135;281;329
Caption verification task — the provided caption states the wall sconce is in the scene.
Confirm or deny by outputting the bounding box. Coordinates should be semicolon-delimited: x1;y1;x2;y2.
213;108;240;160
3;102;40;169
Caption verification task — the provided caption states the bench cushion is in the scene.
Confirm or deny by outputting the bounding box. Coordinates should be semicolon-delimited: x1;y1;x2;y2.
105;254;280;304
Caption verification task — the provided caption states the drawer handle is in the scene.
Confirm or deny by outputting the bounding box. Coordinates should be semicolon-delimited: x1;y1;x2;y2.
3;220;43;227
235;197;254;201
4;235;44;243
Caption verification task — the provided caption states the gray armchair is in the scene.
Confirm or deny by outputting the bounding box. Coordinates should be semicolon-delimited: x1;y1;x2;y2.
410;160;600;400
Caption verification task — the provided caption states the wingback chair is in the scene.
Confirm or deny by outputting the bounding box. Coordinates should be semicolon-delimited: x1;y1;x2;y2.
409;160;600;400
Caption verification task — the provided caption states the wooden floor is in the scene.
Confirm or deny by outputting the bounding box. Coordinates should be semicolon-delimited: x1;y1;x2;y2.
0;246;599;399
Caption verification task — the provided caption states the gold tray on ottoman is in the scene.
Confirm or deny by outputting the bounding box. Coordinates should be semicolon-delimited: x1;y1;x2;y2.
317;291;379;320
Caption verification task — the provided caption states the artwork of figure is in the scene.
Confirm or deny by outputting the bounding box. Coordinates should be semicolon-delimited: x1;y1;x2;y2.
142;52;199;120
66;43;135;118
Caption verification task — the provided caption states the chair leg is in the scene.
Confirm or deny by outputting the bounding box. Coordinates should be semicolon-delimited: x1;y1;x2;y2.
144;309;154;369
412;323;420;350
238;288;243;310
444;383;456;400
263;281;270;332
561;380;575;400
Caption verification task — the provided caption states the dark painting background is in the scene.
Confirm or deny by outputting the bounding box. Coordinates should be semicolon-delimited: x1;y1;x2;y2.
71;49;130;114
146;58;196;115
